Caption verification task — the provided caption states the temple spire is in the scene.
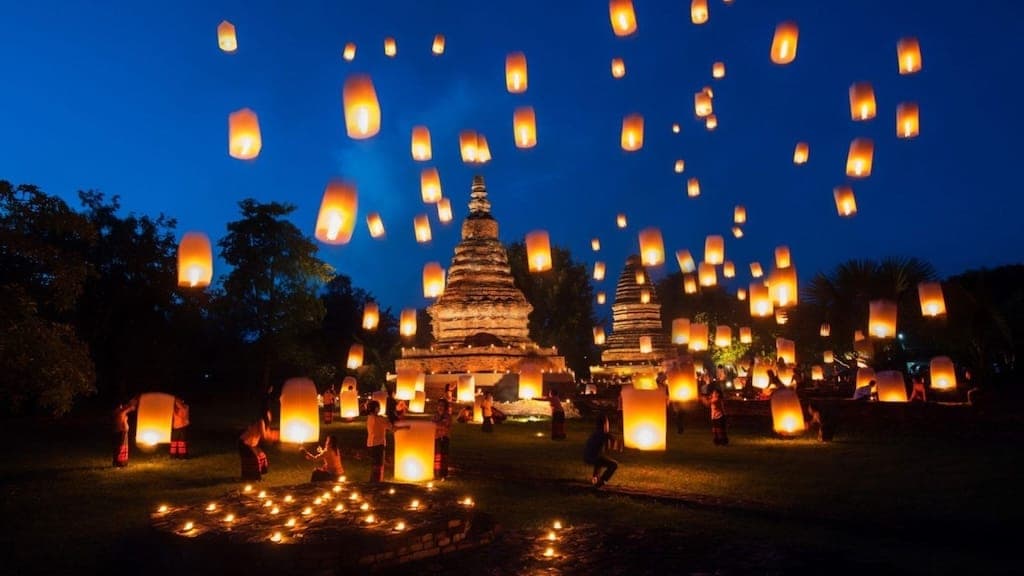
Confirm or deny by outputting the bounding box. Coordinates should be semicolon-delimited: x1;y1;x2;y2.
467;174;492;218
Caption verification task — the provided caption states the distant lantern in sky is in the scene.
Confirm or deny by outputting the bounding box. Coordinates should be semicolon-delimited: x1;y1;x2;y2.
437;198;453;224
347;343;364;370
897;102;920;139
749;262;763;278
704;235;724;265
691;0;709;24
228;108;261;160
280;378;319;444
505;52;528;93
775;245;792;268
776;337;796;365
793;142;810;165
833;185;858;217
414;214;431;243
638;228;665;267
411;126;432;161
723;261;735;278
705;115;718;131
609;0;638;36
714;326;732;348
869;299;898;338
749;283;773;317
422;262;445;298
846;138;874;178
635;269;646;285
476;135;492;163
739;326;752;344
712;61;725;79
694;91;713;118
342;42;356;61
671;123;681;134
687;178;701;198
771;21;799;65
177;232;213;288
592;238;601;251
675;249;696;273
342;75;381;139
849;82;877;121
596;291;606;304
217;21;237;53
811;365;824;381
611;58;626;78
362;302;379;331
737;288;747;301
930;356;956;390
683;274;698;294
897;37;922;75
593;261;606;281
688;323;708;352
820;322;831;337
674;159;685;173
420;168;442;204
459;130;479;163
698;262;717;287
732;226;744;239
769;266;798;307
513;106;537;149
400;309;417;338
384;37;397;57
366;212;385;239
432;34;445;55
621;114;644;151
734;205;747;224
824;350;834;364
593;326;606;345
525;230;552;273
314;180;358;245
672;318;690;345
918;282;946;317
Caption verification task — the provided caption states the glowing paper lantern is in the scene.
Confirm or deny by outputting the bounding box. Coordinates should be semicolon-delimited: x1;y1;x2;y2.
476;135;492;164
280;378;319;444
400;309;417;338
723;261;735;278
687;178;701;198
411;126;432;161
930;356;956;390
525;230;552;273
372;391;388;415
918;282;946;317
897;37;922;75
621;114;644;151
366;212;385;239
820;322;831;337
638;336;653;354
667;363;698;401
775;309;789;325
617;213;628;228
228;108;262;160
672;123;681;134
593;261;606;281
751;361;770;389
732;226;744;239
876;371;908;403
897;102;920;139
846;138;874;178
459;130;479;163
432;34;445;55
793;142;809;165
455;375;476;403
609;0;638;36
672;318;691;345
769;266;798;307
414;214;432;243
691;0;708;24
688;323;708;352
750;262;763;278
437;198;453;224
849;82;877;121
704;235;724;265
749;283;773;318
705;115;718;131
734;205;746;224
640;287;651;302
420;168;442;204
739;326;752;344
869;300;897;338
694;92;713;118
315;180;358;245
409;390;426;413
856;367;876;390
737;288;747;301
715;326;732;348
593;326;606;346
518;364;542;400
774;246;791;269
505;52;528;93
340;378;359;418
343;75;381;139
620;386;667;450
396;368;421;401
611;58;626;78
177;232;213;288
384;37;397;57
771;21;799;65
676;250;696;273
683;275;698;294
592;238;601;251
674;160;685;173
712;61;725;79
347;343;364;370
631;372;655;390
362;302;380;331
771;389;806;436
698;262;717;287
136;392;175;446
513;107;537;149
833;185;858;217
596;291;606;304
217;21;237;53
393;421;436;482
342;43;356;61
776;337;796;365
638;228;665;267
811;366;824;381
824;350;834;364
422;262;445;298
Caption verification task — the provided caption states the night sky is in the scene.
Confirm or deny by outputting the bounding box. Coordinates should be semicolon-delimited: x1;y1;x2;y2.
2;1;1022;315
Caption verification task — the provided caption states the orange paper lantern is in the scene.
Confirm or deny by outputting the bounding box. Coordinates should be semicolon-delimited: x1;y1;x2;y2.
342;75;381;139
676;249;696;273
228;108;262;160
217;21;237;53
667;363;698;401
715;326;732;348
621;114;644;151
869;299;898;338
593;326;606;346
930;356;956;390
897;102;920;139
771;389;806;436
459;130;479;163
688;323;708;352
620;387;667;450
437;198;453;224
694;91;713;118
684;274;698;294
768;266;798;307
362;302;379;331
420;168;442;204
617;213;628;228
611;58;626;78
876;371;908;402
776;337;796;365
918;282;946;317
739;326;752;344
280;378;319;444
518;364;542;400
638;228;665;267
432;34;445;55
315;180;358;245
347;343;364;370
833;185;858;217
897;37;922;75
750;262;763;278
400;309;417;338
525;230;552;273
704;235;724;265
136;392;175;446
596;291;606;305
712;61;725;79
177;232;213;288
342;43;356;61
849;82;877;121
609;0;638;36
687;178;701;198
394;421;436;482
793;142;809;164
414;214;431;243
846;138;874;178
384;37;397;57
820;322;831;337
774;246;791;269
770;21;799;65
366;212;385;239
723;261;735;278
593;261;606;281
457;375;476;403
422;262;445;298
691;0;708;24
411;126;432;161
505;52;528;93
591;238;601;251
513;106;537;149
672;318;691;345
340;378;359;418
734;205;746;224
698;262;717;287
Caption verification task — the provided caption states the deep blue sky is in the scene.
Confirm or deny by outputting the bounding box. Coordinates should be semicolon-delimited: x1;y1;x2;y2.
2;1;1022;316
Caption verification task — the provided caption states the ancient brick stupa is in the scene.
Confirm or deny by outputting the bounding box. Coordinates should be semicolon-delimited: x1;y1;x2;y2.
590;254;673;379
395;175;567;399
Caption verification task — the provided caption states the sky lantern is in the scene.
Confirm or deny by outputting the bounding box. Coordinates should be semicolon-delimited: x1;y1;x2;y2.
280;378;319;444
737;288;747;301
849;82;877;121
638;228;665;267
414;214;431;243
676;249;696;273
688;323;709;352
723;261;735;278
750;262;763;278
687;178;701;198
513;106;537;148
505;52;528;93
855;367;876;392
897;102;920;139
314;180;358;245
525;230;553;273
691;0;709;24
432;34;445;55
384;37;397;57
918;282;946;317
518;364;542;400
638;336;653;354
217;21;237;53
751;361;770;389
347;343;364;369
593;261;606;281
771;21;799;65
846;138;874;178
712;61;725;79
611;58;626;78
672;318;691;345
420;168;442;204
593;326;606;345
422;262;445;298
698;262;717;287
667;363;698;401
876;371;908;402
774;246;792;269
833;185;858;217
732;226;743;239
793;142;810;165
705;115;718;131
771;389;806;436
396;368;420;400
609;0;638;36
228;108;262;160
409;390;426;413
739;326;752;344
674;159;685;173
683;275;698;294
869;299;898;338
769;266;798;307
136;392;175;447
366;212;385;239
591;238;601;251
820;322;831;337
617;213;628;228
342;75;381;139
672;123;681;134
476;135;492;163
930;356;956;390
459;130;479;163
897;37;922;75
400;309;417;338
411;126;432;161
393;421;436;482
342;42;356;61
811;365;824;381
621;114;644;151
824;350;834;364
340;377;359;418
694;91;713;118
620;386;666;450
437;198;453;224
734;205;746;224
457;375;476;403
177;232;213;288
596;291;606;304
775;309;789;325
635;269;646;285
714;326;732;348
640;288;651;303
362;302;379;331
704;235;724;265
776;337;796;365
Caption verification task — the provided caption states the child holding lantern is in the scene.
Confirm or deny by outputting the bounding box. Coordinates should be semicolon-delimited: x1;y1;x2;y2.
701;388;729;445
365;400;409;482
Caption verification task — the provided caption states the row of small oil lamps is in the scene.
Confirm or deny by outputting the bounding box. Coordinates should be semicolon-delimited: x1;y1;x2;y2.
157;481;475;544
540;520;566;559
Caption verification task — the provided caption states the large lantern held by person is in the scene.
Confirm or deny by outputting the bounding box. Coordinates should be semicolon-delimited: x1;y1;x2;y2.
930;356;956;390
513;107;537;149
457;375;476;403
228;108;262;160
918;282;946;317
409;390;426;414
422;262;445;298
177;232;213;288
846;138;874;178
340;378;359;418
525;230;552;273
667;363;698;401
136;392;175;446
400;309;417;338
347;343;364;370
897;37;922;75
672;318;690;345
771;389;806;436
869;300;897;338
396;368;421;401
620;386;667;450
776;337;796;365
518;364;542;400
688;323;709;352
362;302;380;331
411;126;432;161
876;371;908;402
897;102;920;139
342;75;381;139
771;21;799;65
621;114;644;151
315;180;358;245
217;21;238;53
280;378;319;444
609;0;638;36
505;52;528;93
393;421;436;482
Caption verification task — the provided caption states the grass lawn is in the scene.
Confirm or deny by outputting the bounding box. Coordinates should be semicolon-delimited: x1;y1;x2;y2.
3;400;1021;575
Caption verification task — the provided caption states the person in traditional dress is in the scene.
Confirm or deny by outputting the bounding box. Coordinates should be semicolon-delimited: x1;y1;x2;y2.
170;397;190;459
548;390;566;440
701;388;729;445
304;434;344;482
365;400;408;482
239;412;274;481
322;385;336;425
481;392;494;433
432;398;452;480
112;397;138;468
583;414;618;489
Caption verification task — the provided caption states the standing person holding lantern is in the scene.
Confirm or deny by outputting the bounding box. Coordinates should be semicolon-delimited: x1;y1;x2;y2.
112;396;139;468
170;397;190;459
365;400;409;482
238;411;275;481
322;384;336;425
432;398;452;480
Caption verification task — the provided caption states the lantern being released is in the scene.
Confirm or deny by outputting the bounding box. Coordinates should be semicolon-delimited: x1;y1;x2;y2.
518;364;542;400
833;185;858;217
771;21;799;65
362;302;380;331
849;82;877;121
342;75;381;139
771;389;806;436
704;235;724;265
456;375;476;403
638;228;665;267
280;378;319;444
930;356;957;390
609;0;638;36
422;262;445;298
177;232;213;288
611;58;626;78
400;309;417;338
793;142;809;165
846;138;874;178
621;114;644;151
409;390;426;414
505;52;528;93
513;107;537;149
869;299;898;338
525;230;552;273
715;326;732;348
217;21;237;52
667;363;698;401
136;392;175;446
393;421;436;482
897;102;920;139
620;386;666;450
876;371;908;402
228;108;262;160
315;180;358;245
918;282;946;317
776;338;796;365
340;378;359;418
593;326;606;346
396;368;422;401
347;343;364;370
411;126;432;161
897;37;922;75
